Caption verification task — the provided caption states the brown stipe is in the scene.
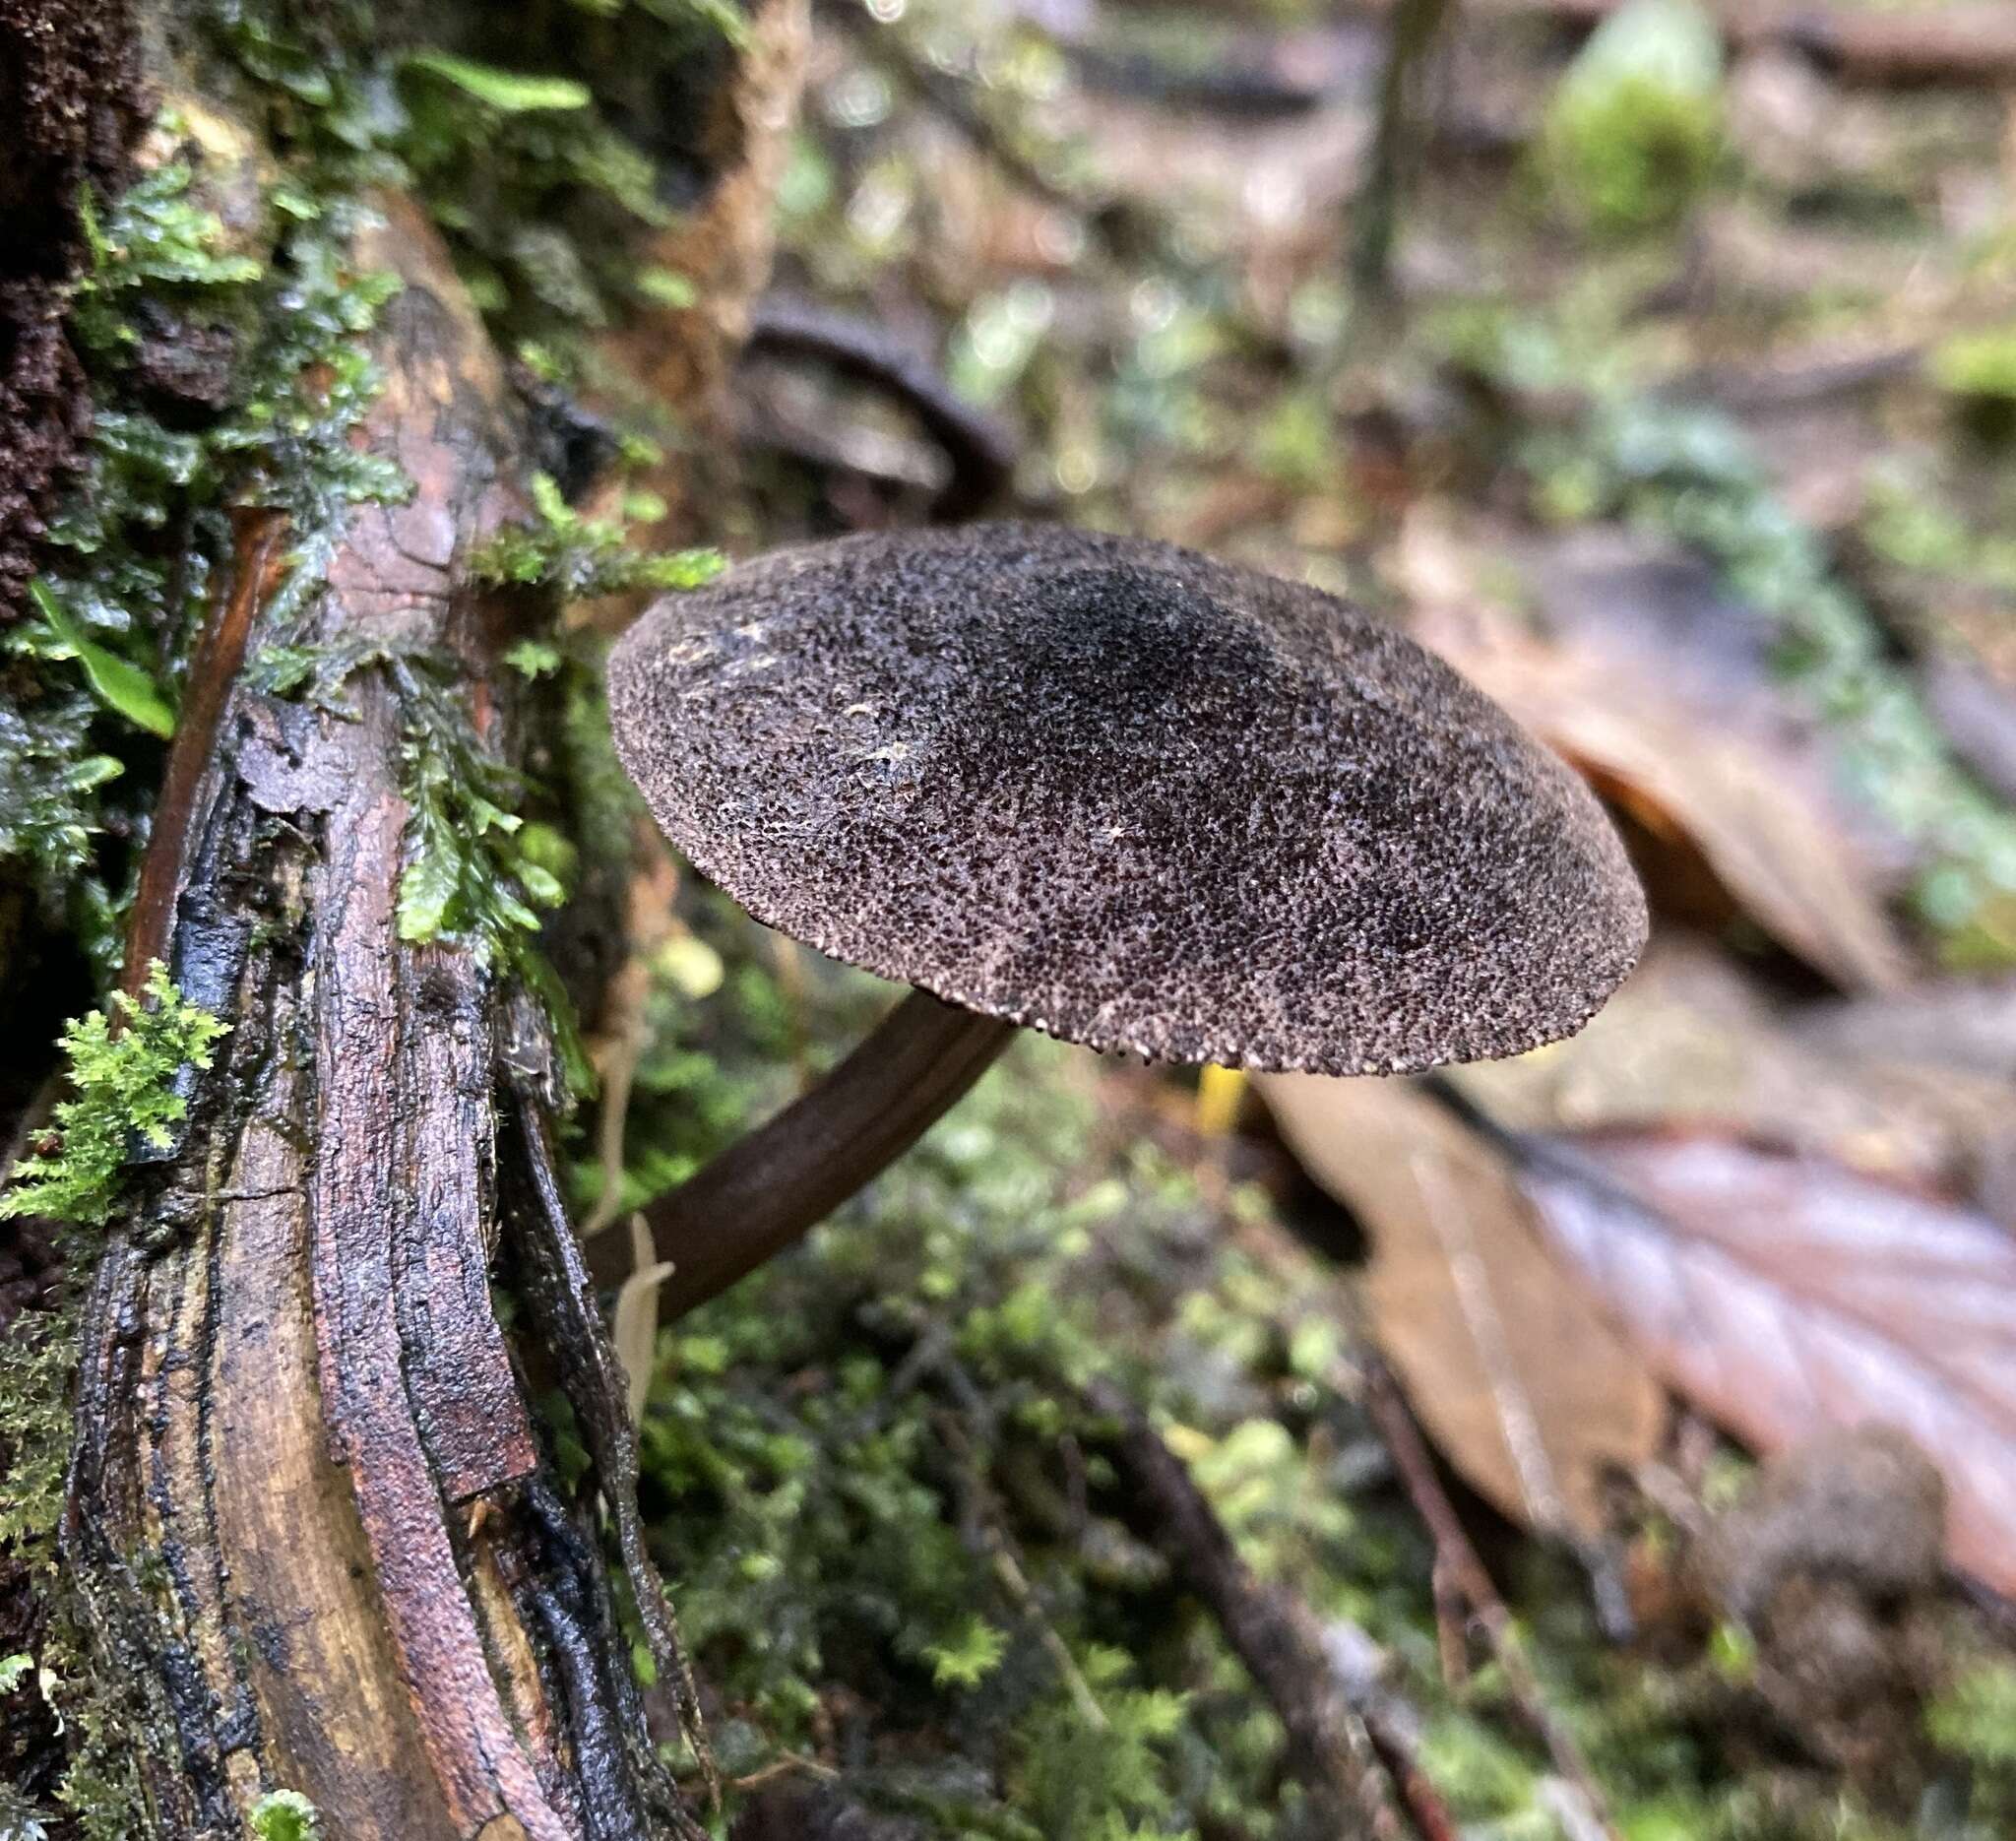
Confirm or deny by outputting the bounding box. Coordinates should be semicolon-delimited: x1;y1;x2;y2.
589;991;1014;1311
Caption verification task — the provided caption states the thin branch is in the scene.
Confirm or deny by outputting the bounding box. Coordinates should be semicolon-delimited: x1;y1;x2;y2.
936;1399;1109;1731
745;293;1021;523
1085;1379;1416;1841
1351;0;1459;298
1363;1359;1622;1841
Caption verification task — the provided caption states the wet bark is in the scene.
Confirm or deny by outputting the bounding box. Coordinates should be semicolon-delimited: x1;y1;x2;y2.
63;202;702;1841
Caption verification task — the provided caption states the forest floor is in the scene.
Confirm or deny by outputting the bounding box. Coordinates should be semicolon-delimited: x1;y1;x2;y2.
604;0;2016;1835
6;0;2016;1836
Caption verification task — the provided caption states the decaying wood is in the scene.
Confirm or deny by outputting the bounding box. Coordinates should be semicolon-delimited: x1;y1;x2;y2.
119;508;287;995
597;0;811;532
65;199;701;1840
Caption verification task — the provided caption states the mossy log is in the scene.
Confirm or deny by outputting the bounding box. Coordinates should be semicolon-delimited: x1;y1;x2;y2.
66;199;701;1841
9;0;821;1828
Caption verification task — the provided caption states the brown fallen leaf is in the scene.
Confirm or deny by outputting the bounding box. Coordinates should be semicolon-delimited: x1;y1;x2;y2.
1795;974;2016;1089
1446;931;2016;1210
1259;1074;1666;1539
1921;653;2016;807
1518;1128;2016;1596
1403;519;1915;992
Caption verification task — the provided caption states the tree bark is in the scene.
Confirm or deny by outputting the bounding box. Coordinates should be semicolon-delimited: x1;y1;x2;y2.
64;200;703;1841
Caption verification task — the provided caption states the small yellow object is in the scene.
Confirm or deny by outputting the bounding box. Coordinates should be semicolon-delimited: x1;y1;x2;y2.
1194;1064;1247;1137
657;930;724;1000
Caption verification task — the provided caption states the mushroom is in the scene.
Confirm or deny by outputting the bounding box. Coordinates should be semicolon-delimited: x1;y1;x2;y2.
593;522;1647;1317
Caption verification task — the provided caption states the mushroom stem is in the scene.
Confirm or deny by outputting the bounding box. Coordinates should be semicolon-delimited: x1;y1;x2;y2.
590;990;1018;1320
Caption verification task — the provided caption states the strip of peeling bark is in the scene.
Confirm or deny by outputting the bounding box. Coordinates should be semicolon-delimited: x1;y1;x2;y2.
65;199;702;1841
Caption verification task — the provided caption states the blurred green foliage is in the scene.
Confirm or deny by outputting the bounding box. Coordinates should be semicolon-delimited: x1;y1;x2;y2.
1432;301;2016;965
1928;327;2016;405
1542;0;1726;237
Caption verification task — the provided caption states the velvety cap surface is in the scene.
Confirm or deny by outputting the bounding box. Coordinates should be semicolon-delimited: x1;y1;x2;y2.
607;523;1647;1074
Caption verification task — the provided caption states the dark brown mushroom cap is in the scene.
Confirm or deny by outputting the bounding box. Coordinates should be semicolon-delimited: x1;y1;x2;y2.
607;523;1647;1075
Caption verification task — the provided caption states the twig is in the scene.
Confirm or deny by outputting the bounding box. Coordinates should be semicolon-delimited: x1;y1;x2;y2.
728;1753;841;1793
1363;1359;1622;1841
1063;27;1377;118
729;1779;913;1841
1663;344;1923;412
1351;0;1459;298
1084;1379;1418;1840
936;1404;1108;1730
744;293;1021;523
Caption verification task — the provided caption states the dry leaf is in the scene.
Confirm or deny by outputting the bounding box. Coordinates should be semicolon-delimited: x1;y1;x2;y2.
1921;653;2016;806
1796;975;2016;1088
1447;931;2016;1207
1520;1129;2016;1595
1405;521;1914;992
1260;1074;1665;1538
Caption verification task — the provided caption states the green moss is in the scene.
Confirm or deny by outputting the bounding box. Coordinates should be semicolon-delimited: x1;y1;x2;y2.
251;630;598;1090
0;115;411;983
0;1307;78;1583
1542;0;1726;237
1928;326;2016;403
1009;1649;1189;1840
388;651;566;950
925;1615;1011;1688
0;688;124;942
1927;1660;2016;1767
0;1283;153;1840
374;0;745;356
607;943;1357;1831
249;1788;323;1840
1927;326;2016;442
403;51;594;116
469;472;724;601
1;158;263;972
0;963;229;1227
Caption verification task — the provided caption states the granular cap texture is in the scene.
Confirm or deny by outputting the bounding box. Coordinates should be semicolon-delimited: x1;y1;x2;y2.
608;523;1647;1074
